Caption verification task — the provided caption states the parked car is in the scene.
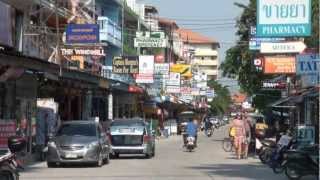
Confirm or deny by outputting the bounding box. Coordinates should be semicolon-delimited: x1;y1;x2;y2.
109;118;155;158
47;121;110;167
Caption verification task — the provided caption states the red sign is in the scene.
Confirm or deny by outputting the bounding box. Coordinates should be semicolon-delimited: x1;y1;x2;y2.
0;121;16;148
180;87;191;94
263;56;296;74
155;54;165;63
128;85;144;93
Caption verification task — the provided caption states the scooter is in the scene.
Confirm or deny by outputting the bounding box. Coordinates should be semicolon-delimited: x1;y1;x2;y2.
284;145;319;180
186;136;196;152
256;138;277;164
0;136;27;180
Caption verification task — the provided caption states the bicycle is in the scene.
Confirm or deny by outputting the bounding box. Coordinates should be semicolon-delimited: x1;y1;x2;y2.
222;137;235;152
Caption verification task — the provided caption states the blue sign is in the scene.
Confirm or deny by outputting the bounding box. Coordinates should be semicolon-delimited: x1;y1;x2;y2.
250;27;285;50
66;24;100;44
296;54;320;87
257;0;312;37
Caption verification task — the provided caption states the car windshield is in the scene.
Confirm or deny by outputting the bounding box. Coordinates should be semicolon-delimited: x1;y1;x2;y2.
57;123;97;137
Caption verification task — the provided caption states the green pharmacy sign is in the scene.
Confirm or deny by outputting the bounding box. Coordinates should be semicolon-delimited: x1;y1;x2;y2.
257;0;312;37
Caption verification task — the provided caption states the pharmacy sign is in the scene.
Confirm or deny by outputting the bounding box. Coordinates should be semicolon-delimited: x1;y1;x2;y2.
257;0;311;37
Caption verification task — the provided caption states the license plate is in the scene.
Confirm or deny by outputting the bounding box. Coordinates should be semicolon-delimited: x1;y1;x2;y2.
119;128;133;133
65;153;77;159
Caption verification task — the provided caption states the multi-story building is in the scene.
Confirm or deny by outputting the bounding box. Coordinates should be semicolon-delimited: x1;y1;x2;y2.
176;28;220;80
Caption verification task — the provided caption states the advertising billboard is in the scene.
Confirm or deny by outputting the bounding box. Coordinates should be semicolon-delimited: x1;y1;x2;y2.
257;0;311;37
134;31;168;48
66;24;100;44
263;56;296;74
296;54;320;87
135;56;154;83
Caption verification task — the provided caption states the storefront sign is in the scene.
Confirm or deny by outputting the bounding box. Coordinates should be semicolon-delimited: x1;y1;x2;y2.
0;120;16;148
128;85;144;93
180;87;191;94
134;38;167;48
154;63;169;75
257;0;311;37
170;64;192;77
166;86;180;94
296;54;320;87
66;24;100;44
260;42;306;54
250;27;285;50
263;56;296;74
136;56;154;83
167;72;180;86
113;56;139;74
61;48;106;56
262;82;287;89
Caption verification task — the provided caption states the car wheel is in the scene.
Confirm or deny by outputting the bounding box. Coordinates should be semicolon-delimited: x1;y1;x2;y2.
96;152;103;167
47;162;57;168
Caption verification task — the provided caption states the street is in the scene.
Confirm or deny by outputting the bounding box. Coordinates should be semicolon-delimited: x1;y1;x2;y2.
21;127;314;180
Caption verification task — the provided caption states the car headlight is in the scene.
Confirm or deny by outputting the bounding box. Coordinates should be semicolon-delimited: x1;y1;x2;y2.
48;141;56;148
86;142;99;149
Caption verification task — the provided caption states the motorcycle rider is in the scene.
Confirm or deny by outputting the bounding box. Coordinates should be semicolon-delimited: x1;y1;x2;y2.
184;118;198;147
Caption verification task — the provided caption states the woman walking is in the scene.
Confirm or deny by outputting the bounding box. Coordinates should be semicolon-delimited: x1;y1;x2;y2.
231;113;246;159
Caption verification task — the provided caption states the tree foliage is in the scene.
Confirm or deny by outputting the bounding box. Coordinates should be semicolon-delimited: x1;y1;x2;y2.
207;80;231;115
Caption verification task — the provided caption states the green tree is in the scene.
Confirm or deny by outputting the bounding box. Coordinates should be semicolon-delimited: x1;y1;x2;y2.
207;80;232;115
220;0;319;110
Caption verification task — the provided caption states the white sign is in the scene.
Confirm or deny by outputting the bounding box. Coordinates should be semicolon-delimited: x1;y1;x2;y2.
254;59;263;66
167;72;180;86
257;0;312;37
108;94;113;120
166;86;180;93
139;56;154;74
136;56;154;83
191;88;200;96
154;63;169;75
135;74;154;83
260;42;306;53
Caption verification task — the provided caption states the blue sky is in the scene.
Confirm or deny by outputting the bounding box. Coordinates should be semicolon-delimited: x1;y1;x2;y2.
141;0;249;93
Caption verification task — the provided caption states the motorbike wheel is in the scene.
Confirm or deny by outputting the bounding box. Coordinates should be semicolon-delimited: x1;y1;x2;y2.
272;163;285;174
222;138;232;152
259;148;272;164
285;163;302;180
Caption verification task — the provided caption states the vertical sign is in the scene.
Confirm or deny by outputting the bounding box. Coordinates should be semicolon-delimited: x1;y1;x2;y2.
108;94;113;120
257;0;311;37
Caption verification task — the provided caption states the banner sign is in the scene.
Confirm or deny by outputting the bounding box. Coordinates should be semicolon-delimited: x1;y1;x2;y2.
113;56;139;74
66;24;100;44
296;54;320;87
170;64;192;77
263;56;296;74
154;63;169;75
0;120;16;148
260;42;306;54
167;72;180;86
257;0;312;37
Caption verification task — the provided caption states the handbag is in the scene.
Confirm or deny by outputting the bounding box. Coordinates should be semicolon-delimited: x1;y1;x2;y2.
229;127;236;137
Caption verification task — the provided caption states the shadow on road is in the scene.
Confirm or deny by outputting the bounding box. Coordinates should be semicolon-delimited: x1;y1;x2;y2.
186;163;279;180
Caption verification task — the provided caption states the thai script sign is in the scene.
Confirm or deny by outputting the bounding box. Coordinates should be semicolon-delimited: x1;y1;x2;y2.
113;56;139;74
263;56;296;74
257;0;311;37
66;24;100;44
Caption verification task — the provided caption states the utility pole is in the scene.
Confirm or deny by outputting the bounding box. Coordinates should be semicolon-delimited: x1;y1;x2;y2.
55;0;61;76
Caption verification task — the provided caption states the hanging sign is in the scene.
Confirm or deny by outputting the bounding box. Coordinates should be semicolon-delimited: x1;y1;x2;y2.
257;0;312;37
260;42;306;54
112;56;139;74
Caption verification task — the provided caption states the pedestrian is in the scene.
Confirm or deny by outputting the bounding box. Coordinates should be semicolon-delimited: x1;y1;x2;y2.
230;113;246;159
242;112;251;159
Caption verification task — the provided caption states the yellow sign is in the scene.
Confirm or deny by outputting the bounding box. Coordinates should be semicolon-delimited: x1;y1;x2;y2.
170;64;192;77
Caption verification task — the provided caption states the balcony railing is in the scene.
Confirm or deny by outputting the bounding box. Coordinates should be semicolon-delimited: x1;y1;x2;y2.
98;17;122;48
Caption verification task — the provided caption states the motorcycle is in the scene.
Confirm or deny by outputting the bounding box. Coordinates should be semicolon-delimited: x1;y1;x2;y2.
0;136;26;180
256;138;277;164
205;127;213;137
186;136;196;152
284;145;319;180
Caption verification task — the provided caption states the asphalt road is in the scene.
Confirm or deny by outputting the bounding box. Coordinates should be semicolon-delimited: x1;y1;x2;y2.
21;127;317;180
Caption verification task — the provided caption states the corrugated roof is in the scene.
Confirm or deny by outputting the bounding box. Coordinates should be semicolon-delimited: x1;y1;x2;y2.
176;28;219;44
158;18;179;29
